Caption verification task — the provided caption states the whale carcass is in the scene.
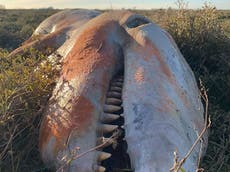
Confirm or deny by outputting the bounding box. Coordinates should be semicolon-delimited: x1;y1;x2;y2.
12;9;208;172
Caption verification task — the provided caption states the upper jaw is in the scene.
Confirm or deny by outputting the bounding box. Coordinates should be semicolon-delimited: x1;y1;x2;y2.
39;11;129;170
38;10;207;171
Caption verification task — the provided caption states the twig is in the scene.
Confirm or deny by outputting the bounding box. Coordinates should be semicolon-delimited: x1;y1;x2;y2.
0;125;18;160
197;137;204;169
56;130;121;171
170;79;211;172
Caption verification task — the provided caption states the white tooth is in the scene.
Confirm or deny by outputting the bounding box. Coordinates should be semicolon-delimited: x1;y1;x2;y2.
100;113;120;123
106;98;122;105
120;113;124;117
107;91;122;98
97;151;111;161
97;137;113;147
121;125;124;129
104;104;121;113
94;165;106;172
114;78;123;82
111;82;123;87
98;124;118;134
110;86;122;92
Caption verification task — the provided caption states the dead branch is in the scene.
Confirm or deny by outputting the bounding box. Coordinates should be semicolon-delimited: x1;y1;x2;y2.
56;130;121;172
170;79;211;172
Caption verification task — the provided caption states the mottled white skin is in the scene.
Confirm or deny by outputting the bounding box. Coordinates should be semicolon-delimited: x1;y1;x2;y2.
123;23;206;171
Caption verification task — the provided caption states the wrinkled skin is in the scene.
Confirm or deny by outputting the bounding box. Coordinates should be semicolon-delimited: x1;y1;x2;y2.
11;10;208;172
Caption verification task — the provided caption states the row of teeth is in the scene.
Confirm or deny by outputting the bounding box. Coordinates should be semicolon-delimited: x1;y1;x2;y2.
95;76;124;172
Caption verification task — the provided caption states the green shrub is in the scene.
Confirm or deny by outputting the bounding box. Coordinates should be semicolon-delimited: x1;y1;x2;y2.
0;9;59;50
156;2;230;171
0;48;59;171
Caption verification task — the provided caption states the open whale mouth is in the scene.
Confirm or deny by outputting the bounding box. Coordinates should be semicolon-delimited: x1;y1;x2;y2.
37;10;207;172
99;69;132;172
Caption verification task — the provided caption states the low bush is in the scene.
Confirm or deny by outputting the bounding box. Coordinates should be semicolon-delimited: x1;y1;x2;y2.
0;48;59;171
154;2;230;171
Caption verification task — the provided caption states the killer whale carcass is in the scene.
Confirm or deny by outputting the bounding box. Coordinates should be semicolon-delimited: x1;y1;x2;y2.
12;9;208;172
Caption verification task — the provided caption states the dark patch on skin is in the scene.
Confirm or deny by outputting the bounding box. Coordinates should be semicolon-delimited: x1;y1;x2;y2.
132;103;144;130
179;114;194;147
186;132;191;141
